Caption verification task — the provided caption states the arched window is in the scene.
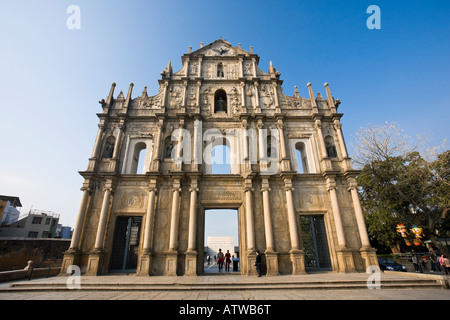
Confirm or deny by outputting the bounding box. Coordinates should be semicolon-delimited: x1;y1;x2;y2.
102;136;115;159
214;89;227;113
325;136;338;158
164;136;174;160
130;142;147;174
295;142;309;173
211;144;231;174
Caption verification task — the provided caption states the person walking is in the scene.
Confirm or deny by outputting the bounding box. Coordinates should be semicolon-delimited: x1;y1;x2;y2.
254;250;262;277
429;252;441;272
224;250;232;272
411;255;420;272
217;249;224;272
440;254;450;275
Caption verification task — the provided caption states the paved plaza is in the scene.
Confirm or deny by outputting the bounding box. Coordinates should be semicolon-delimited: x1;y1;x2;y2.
0;269;449;301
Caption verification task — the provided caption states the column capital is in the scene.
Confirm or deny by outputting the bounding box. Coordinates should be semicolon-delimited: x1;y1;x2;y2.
314;119;322;129
189;187;199;193
80;187;92;193
261;187;271;193
347;178;358;191
326;178;336;191
148;187;158;194
102;186;114;193
244;187;254;193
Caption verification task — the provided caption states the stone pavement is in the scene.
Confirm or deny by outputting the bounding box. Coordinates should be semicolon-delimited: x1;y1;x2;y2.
0;270;449;301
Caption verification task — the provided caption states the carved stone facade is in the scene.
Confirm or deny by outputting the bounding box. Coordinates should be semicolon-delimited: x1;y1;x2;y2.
61;39;377;276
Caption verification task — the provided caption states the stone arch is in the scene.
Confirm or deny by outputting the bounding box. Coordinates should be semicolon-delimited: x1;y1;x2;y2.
214;89;227;113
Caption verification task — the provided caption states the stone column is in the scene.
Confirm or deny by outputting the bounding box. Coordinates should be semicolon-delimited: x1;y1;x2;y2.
137;185;157;276
261;178;279;275
326;178;346;249
61;184;91;274
241;119;250;172
192;118;201;171
347;179;370;248
276;119;290;171
333;120;348;158
272;82;280;113
112;122;125;160
88;122;105;171
240;81;246;113
166;179;181;276
150;118;164;172
314;119;332;172
253;81;261;113
257;119;267;170
283;178;306;274
69;187;91;251
85;182;114;275
185;179;199;276
326;177;355;273
94;187;113;250
244;178;256;275
173;119;184;171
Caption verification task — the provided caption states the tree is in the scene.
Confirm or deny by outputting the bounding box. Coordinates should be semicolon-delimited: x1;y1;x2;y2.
353;122;449;256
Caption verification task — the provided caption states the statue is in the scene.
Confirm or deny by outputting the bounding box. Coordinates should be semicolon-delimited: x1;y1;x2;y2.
216;97;226;112
326;141;337;158
103;140;114;158
165;143;174;159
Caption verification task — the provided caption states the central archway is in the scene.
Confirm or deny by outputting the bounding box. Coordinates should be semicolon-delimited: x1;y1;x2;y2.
203;209;240;274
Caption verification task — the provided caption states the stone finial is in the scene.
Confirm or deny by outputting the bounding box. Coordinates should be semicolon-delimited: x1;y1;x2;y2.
24;260;33;270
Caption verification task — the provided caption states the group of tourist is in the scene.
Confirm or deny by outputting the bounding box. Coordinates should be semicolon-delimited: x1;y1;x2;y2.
411;252;450;274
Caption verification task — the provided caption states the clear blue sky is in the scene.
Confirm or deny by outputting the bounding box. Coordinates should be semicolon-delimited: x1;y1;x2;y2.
0;1;449;232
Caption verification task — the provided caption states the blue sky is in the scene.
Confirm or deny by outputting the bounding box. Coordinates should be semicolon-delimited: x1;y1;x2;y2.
0;1;449;234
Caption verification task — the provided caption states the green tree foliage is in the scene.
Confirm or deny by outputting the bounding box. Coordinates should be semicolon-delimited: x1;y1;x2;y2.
354;123;449;255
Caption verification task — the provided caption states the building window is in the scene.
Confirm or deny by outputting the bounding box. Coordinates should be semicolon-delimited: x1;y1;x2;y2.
164;136;174;159
32;217;42;224
130;142;147;174
28;231;38;238
295;142;309;173
325;136;338;158
217;62;224;77
102;136;115;159
214;89;227;113
45;218;51;225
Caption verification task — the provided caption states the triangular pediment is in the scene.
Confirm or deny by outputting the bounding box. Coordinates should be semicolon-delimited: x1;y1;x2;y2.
191;39;250;57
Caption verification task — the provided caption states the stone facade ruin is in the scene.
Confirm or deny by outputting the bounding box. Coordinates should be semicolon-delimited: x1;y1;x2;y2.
61;39;378;276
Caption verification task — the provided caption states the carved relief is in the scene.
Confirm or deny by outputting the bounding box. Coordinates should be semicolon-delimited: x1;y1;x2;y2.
201;191;241;201
118;189;146;212
259;84;275;109
168;86;182;109
187;86;197;107
244;62;253;76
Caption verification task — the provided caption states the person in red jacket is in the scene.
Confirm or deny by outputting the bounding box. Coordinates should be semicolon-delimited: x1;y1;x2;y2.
224;250;232;271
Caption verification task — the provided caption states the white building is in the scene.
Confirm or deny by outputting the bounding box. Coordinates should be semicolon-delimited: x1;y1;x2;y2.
0;209;60;239
0;195;22;226
205;236;236;259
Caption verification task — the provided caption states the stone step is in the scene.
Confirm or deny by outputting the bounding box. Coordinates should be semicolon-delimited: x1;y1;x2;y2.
3;278;444;292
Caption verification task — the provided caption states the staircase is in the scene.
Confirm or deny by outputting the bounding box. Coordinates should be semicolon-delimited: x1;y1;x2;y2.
2;272;448;292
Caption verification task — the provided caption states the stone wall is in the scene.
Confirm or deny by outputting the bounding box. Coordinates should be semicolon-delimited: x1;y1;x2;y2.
0;238;70;271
